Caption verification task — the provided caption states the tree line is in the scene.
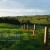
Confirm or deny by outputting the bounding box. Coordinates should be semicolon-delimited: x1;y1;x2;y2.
0;15;50;25
0;17;32;25
0;17;20;25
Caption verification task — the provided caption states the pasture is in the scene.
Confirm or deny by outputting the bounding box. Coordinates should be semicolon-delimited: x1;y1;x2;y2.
0;23;50;50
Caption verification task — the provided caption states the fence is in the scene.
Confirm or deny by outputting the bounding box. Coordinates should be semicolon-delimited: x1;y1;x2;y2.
21;24;49;46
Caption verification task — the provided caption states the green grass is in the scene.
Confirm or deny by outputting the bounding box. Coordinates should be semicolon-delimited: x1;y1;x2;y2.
0;23;50;50
0;23;20;29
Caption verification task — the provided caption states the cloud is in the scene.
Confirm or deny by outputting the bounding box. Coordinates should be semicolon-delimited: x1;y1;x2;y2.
3;0;7;1
0;0;25;9
0;0;49;17
0;0;8;2
0;8;47;12
0;8;47;16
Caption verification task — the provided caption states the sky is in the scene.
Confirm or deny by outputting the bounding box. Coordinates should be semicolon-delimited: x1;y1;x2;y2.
0;0;50;16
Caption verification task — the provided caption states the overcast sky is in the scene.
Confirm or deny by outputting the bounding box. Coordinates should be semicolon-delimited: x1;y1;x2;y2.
0;0;50;16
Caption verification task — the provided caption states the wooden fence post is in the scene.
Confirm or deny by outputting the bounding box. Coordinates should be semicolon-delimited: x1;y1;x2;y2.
33;24;36;35
21;25;23;29
27;25;28;31
44;26;48;46
24;24;25;29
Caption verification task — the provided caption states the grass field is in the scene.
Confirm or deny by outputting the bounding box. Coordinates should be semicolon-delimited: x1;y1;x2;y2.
0;23;50;50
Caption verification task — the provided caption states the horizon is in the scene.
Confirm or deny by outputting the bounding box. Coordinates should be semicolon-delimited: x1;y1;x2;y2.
0;0;50;16
0;14;50;17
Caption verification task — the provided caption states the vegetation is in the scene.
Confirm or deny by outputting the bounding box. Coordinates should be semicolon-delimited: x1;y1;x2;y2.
0;15;50;25
0;15;50;50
